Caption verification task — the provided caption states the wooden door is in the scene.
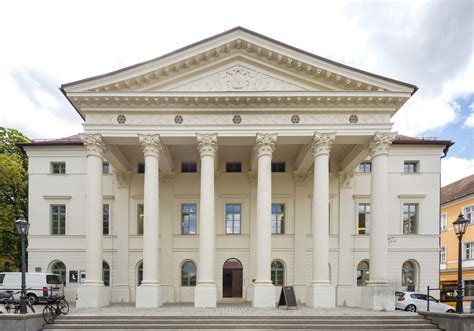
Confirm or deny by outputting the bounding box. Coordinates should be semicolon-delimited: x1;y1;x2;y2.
232;269;243;297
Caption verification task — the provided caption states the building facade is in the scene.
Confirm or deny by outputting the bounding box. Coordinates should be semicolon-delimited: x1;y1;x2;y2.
22;28;451;310
440;175;474;299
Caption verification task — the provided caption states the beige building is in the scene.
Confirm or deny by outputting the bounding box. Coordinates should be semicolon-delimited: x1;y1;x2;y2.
22;27;451;310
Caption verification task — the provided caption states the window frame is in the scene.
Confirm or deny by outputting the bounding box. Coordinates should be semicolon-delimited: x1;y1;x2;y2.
181;203;198;235
181;260;197;287
50;204;66;235
440;246;446;264
403;161;419;173
102;261;110;287
181;162;197;173
401;260;418;289
49;261;66;286
464;242;474;260
356;260;370;286
463;205;474;224
50;162;66;174
271;203;285;235
137;203;144;235
225;203;242;235
402;203;419;235
440;212;448;231
103;203;110;235
226;162;242;173
271;162;286;173
357;203;371;235
271;260;285;286
357;161;371;173
137;163;145;174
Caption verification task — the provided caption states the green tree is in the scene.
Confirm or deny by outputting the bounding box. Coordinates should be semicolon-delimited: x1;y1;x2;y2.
0;127;30;271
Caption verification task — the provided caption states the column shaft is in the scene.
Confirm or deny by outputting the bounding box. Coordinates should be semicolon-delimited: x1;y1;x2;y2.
194;133;218;307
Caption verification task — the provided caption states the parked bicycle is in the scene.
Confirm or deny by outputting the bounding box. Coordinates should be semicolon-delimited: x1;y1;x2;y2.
42;294;69;324
0;290;35;314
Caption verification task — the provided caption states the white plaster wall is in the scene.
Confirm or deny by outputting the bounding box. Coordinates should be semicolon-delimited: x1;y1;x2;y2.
25;143;443;306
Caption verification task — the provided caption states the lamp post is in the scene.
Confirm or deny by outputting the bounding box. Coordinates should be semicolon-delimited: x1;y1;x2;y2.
15;215;30;314
453;212;469;314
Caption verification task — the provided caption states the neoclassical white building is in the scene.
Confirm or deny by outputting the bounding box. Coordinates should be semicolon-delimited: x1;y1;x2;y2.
22;27;451;310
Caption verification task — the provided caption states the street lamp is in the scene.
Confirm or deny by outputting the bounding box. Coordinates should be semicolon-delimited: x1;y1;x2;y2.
15;215;30;314
453;212;469;314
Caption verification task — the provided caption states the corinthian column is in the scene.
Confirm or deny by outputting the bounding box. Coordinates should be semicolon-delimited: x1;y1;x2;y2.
136;134;163;308
77;133;110;308
306;131;336;308
194;133;218;307
361;131;396;311
252;133;277;308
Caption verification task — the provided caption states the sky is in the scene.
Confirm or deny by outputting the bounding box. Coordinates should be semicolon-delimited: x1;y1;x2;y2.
0;0;472;186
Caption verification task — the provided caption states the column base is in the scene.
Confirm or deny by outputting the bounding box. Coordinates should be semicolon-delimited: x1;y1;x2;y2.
111;284;130;303
76;283;110;308
194;283;217;307
136;284;163;308
306;283;336;308
252;282;275;308
361;284;395;311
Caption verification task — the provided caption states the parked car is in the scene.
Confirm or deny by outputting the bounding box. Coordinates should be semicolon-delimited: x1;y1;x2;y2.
0;272;64;304
395;291;455;313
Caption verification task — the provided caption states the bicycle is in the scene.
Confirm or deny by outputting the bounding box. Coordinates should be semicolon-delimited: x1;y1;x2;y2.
0;290;35;314
42;295;69;324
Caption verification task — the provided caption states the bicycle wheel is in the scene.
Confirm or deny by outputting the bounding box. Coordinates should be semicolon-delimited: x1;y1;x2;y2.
58;298;69;315
42;305;55;324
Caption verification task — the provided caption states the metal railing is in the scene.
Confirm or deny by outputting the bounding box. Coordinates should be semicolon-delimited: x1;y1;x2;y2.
426;285;473;312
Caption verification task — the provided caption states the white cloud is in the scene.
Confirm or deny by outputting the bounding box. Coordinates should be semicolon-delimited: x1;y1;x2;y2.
441;157;474;186
465;103;474;128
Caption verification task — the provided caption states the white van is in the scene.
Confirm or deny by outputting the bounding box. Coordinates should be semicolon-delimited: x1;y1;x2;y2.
0;272;64;304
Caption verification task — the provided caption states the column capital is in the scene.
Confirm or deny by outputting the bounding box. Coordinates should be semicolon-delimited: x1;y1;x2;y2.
196;133;218;157
80;133;105;158
368;132;396;158
255;133;277;157
338;171;355;188
116;171;131;188
138;134;162;158
312;132;336;157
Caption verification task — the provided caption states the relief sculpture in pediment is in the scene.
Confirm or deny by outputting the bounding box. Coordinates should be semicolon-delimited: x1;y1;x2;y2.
171;65;307;92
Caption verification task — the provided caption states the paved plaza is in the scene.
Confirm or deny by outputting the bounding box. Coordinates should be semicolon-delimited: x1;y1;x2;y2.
70;303;414;317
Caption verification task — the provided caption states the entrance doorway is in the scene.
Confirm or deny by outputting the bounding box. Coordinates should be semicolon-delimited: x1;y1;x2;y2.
222;258;243;298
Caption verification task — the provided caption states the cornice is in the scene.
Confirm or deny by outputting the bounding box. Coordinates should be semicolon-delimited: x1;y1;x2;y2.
69;92;408;110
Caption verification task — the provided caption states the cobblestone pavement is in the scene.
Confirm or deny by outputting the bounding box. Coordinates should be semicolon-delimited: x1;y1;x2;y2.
71;303;414;317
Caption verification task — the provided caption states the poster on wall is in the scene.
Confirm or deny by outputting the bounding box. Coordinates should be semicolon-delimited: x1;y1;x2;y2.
69;270;78;283
79;270;86;283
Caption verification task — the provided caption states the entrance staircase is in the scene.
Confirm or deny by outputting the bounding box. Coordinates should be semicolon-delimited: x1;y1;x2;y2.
42;314;442;330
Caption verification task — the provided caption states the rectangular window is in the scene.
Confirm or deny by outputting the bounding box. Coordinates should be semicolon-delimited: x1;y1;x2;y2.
464;205;474;223
440;213;447;231
465;280;474;296
271;203;285;234
403;203;418;234
226;162;242;173
465;242;474;260
271;162;286;172
137;204;144;235
182;162;197;173
102;162;110;174
181;204;197;235
103;204;110;235
137;163;145;174
225;204;241;234
358;162;371;173
358;203;371;234
50;204;66;235
440;247;446;263
404;161;419;173
51;162;66;174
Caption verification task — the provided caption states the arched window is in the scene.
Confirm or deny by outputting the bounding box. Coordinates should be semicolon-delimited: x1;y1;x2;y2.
402;260;418;290
181;261;196;286
136;261;143;286
102;261;110;287
357;260;370;286
271;260;285;286
50;261;66;286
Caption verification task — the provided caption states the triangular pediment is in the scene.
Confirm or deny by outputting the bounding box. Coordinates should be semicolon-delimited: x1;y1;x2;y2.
62;27;417;111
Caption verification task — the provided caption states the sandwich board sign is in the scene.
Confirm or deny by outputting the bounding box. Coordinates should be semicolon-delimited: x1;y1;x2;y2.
277;286;297;309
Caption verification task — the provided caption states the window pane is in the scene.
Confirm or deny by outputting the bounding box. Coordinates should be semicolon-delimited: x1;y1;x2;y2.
137;204;144;235
272;204;285;234
103;204;110;235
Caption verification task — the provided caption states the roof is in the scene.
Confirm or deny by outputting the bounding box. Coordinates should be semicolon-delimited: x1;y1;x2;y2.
19;134;83;147
61;26;418;92
441;174;474;205
19;133;452;148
